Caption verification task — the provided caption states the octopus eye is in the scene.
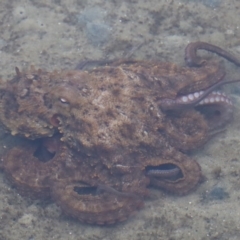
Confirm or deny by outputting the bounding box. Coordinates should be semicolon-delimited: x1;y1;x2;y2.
60;98;69;104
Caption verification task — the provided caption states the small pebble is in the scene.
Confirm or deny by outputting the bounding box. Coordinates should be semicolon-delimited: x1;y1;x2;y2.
77;7;106;24
13;6;27;21
208;187;229;200
77;7;111;46
86;22;111;45
201;0;222;8
18;213;36;226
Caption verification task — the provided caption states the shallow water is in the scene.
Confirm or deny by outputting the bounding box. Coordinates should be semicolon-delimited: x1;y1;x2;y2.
0;1;240;239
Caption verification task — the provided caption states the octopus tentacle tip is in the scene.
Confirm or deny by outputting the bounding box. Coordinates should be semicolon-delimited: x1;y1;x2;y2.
185;41;240;67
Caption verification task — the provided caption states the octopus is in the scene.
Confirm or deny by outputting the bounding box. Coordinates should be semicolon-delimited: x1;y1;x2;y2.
0;42;240;225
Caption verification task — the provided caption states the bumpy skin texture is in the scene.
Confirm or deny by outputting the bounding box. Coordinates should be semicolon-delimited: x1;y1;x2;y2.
3;138;146;224
0;61;222;150
1;42;237;224
52;61;219;153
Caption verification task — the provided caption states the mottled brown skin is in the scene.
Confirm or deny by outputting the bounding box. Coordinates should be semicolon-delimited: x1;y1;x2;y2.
1;42;239;225
3;136;199;224
0;61;222;149
0;62;213;224
53;61;219;153
3;138;147;224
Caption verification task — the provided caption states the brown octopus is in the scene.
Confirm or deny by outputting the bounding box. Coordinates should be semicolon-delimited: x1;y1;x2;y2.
0;42;240;225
